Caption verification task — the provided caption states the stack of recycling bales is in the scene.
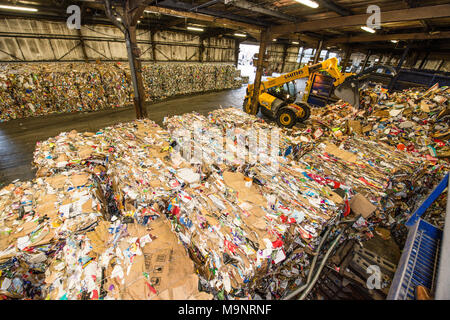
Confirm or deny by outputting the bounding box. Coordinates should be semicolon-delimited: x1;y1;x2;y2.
140;63;242;102
162;107;448;299
0;62;243;122
1;82;448;299
1;119;212;300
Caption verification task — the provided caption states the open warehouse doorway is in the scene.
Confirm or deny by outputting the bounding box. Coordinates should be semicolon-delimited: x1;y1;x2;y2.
237;42;259;83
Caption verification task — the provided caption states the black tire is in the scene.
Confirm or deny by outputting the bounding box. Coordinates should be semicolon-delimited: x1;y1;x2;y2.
296;102;311;122
276;108;297;128
260;104;272;117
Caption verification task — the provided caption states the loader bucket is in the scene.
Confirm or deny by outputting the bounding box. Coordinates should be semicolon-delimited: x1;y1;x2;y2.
334;79;360;108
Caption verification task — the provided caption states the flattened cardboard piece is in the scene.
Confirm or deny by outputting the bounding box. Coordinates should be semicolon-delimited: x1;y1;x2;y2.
222;171;266;207
349;193;377;218
372;110;390;118
81;199;94;213
347;120;362;135
45;175;67;189
56;154;69;163
86;221;110;255
70;173;90;187
14;220;40;239
0;234;13;250
121;254;149;300
242;213;267;231
78;147;94;159
35;199;58;218
119;220;207;300
363;124;373;133
30;227;55;247
420;100;431;112
324;143;357;163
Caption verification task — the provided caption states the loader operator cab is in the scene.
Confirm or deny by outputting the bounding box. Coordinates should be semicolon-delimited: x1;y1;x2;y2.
267;81;297;103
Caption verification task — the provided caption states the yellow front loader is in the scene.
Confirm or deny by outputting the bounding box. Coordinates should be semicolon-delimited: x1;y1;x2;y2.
243;57;355;128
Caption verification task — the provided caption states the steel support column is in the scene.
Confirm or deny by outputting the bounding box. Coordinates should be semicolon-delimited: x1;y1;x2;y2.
281;43;288;73
341;45;352;71
250;30;270;115
396;44;410;71
297;46;305;68
199;35;206;62
104;0;148;119
234;39;240;67
125;25;147;118
361;50;371;71
313;40;323;64
418;51;430;69
77;29;89;62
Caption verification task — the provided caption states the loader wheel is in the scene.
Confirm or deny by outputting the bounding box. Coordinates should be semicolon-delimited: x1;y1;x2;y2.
276;108;296;128
296;103;311;123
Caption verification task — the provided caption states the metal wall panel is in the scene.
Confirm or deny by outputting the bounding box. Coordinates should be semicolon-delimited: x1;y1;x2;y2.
0;18;236;63
266;43;284;74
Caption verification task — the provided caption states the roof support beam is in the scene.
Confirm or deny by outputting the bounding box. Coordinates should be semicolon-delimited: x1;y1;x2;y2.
316;0;352;16
326;31;450;45
189;0;222;11
270;4;450;37
144;4;262;34
224;0;297;22
403;0;433;31
155;0;267;27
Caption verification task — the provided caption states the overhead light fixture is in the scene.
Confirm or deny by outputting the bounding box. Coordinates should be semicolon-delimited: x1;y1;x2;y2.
116;17;121;21
187;26;204;32
273;38;277;41
292;41;299;45
0;5;38;12
294;0;319;9
137;20;141;23
361;26;376;33
234;33;246;37
391;40;398;43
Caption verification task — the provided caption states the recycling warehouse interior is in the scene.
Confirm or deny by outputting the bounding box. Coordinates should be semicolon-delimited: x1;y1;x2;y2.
0;0;449;300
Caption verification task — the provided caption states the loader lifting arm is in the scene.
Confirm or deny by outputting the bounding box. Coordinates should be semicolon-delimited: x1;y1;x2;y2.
265;57;353;89
245;57;352;102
